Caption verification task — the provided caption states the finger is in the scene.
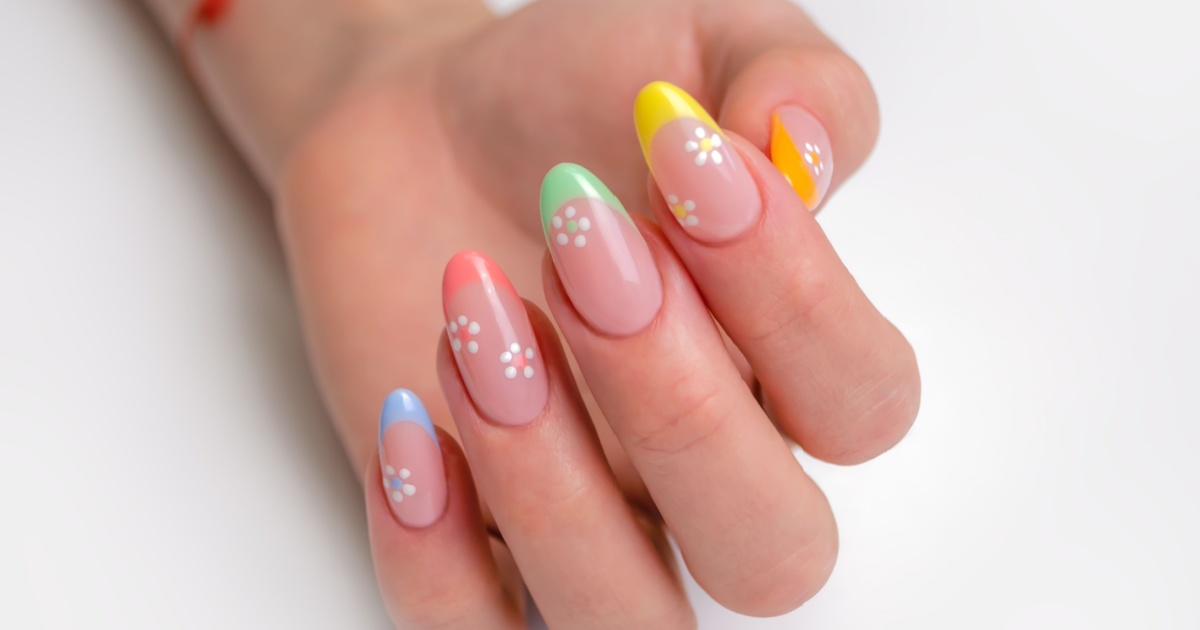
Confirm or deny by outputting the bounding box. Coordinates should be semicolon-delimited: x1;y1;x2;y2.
366;390;522;629
681;0;880;212
634;81;919;464
438;251;694;629
539;164;837;617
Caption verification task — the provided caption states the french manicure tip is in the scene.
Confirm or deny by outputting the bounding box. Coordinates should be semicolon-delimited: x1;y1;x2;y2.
770;106;833;211
380;389;438;443
540;163;631;231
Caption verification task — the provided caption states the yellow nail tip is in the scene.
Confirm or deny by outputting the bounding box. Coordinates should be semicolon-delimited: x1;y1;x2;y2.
770;113;819;208
634;81;722;165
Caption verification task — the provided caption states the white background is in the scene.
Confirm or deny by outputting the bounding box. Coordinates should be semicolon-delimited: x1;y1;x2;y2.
2;0;1198;628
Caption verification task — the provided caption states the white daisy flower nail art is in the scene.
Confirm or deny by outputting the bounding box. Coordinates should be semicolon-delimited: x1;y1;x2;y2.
499;342;536;380
447;315;481;354
684;127;724;167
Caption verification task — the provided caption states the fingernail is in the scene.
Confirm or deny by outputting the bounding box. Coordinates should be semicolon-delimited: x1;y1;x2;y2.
770;106;834;211
635;81;762;243
443;251;548;427
378;389;447;529
541;163;663;336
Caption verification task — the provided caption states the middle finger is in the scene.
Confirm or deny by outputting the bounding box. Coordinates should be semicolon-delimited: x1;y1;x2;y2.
540;164;838;617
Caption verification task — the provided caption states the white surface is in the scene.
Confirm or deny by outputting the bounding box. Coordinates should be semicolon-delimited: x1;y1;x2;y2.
2;0;1198;628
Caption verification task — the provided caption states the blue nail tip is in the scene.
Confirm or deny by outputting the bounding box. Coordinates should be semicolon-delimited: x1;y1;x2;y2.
379;389;438;442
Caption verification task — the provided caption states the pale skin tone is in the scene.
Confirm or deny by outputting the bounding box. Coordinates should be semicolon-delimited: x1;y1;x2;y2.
141;0;921;626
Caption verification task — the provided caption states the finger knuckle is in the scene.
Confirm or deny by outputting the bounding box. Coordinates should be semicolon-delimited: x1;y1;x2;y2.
706;526;838;616
629;370;730;460
743;254;843;347
855;345;922;450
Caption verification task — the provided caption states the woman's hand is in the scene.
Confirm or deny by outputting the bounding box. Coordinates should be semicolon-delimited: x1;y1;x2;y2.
279;0;901;486
169;0;919;624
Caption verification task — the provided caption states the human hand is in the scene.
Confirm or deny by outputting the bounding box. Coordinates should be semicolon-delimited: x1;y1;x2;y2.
269;0;918;626
281;0;897;488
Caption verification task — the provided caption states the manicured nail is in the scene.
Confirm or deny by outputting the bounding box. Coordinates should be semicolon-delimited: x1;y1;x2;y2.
770;106;834;211
635;81;762;243
443;251;548;427
541;163;663;336
378;389;447;529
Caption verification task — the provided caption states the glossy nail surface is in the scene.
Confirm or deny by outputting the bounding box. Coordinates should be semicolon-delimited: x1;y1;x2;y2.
541;163;663;337
443;251;548;427
635;81;762;243
378;389;447;529
771;106;834;211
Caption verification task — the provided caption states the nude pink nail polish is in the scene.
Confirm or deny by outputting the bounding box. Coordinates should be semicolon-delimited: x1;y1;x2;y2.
379;389;447;529
541;163;663;337
443;251;548;426
635;82;762;243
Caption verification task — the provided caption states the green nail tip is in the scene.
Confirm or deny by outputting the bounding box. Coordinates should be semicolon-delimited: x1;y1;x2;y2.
539;163;631;238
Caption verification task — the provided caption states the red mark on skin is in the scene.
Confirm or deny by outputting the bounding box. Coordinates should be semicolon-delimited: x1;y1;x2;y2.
193;0;234;25
176;0;235;85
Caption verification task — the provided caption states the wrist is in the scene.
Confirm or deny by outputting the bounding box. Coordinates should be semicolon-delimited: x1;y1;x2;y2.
144;0;493;191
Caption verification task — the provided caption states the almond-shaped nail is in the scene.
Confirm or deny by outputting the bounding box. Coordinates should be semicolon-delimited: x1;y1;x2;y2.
541;163;663;336
443;251;548;427
635;81;762;243
378;389;447;528
771;106;834;211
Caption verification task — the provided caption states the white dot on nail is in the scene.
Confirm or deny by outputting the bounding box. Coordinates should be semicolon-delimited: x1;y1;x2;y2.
556;233;569;246
695;128;706;138
575;235;586;247
525;348;534;359
467;341;478;354
712;152;724;165
686;216;699;226
667;195;679;204
447;322;457;333
524;366;534;379
579;217;591;231
500;351;512;363
391;491;404;502
468;321;480;334
551;216;563;229
510;343;520;353
505;366;518;379
399;468;410;479
402;484;416;496
385;466;395;476
565;206;576;218
457;315;467;326
451;339;462;351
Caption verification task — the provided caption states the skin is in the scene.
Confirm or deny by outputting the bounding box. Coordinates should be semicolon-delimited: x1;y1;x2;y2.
142;0;921;626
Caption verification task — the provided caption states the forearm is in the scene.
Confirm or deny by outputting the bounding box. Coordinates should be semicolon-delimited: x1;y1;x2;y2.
139;0;492;192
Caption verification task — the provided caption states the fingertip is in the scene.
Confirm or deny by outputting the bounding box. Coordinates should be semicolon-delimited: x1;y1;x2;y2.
719;46;880;195
366;409;520;628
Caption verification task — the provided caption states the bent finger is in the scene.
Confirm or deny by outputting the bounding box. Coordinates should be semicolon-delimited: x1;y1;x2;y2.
438;251;693;629
635;82;919;464
699;1;881;211
539;165;838;616
366;390;522;629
